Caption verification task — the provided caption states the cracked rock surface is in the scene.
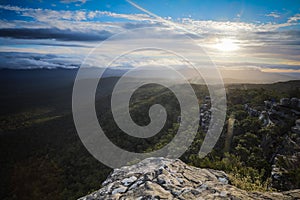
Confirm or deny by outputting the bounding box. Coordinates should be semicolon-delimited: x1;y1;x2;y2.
79;157;300;200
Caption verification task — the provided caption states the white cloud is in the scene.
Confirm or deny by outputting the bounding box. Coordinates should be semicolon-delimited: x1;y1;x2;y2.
266;12;280;18
60;0;87;4
1;5;298;34
179;17;298;35
288;14;300;23
0;5;300;72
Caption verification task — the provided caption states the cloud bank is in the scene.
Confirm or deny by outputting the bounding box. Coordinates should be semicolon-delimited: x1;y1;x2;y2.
0;4;299;76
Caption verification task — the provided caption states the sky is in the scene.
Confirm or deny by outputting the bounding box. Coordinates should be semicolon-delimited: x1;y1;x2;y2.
0;0;300;80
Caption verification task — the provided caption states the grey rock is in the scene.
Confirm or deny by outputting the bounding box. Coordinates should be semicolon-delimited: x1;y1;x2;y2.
218;177;229;184
121;176;137;186
111;186;127;195
79;157;299;200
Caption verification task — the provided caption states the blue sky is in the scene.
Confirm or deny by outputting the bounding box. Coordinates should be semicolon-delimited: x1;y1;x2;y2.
0;0;299;80
1;0;299;22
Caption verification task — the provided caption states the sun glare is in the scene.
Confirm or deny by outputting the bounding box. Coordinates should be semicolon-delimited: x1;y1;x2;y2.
215;38;239;52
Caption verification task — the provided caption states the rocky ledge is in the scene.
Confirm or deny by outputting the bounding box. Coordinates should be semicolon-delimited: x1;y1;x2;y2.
79;157;300;200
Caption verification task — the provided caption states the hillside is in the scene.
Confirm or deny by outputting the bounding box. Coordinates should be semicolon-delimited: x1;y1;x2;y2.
0;69;299;199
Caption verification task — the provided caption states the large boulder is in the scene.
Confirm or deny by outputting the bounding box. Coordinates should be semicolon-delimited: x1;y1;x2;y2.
79;157;300;200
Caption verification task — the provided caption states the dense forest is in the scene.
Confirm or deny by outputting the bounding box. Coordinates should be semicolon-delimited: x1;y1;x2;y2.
0;69;300;200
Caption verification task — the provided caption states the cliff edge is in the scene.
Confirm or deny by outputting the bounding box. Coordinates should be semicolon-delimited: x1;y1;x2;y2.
79;157;300;200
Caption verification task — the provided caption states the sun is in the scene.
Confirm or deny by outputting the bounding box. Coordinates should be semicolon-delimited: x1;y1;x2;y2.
215;38;239;52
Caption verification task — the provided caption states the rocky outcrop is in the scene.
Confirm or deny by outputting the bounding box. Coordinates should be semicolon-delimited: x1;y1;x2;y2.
79;157;300;200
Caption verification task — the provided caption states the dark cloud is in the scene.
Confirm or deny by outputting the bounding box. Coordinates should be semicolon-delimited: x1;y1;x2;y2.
0;52;81;69
285;30;300;37
34;42;90;47
261;64;300;70
0;28;112;41
254;31;277;35
242;30;300;43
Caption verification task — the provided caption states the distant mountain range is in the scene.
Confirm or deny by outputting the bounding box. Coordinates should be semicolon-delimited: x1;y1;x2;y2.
1;66;299;84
